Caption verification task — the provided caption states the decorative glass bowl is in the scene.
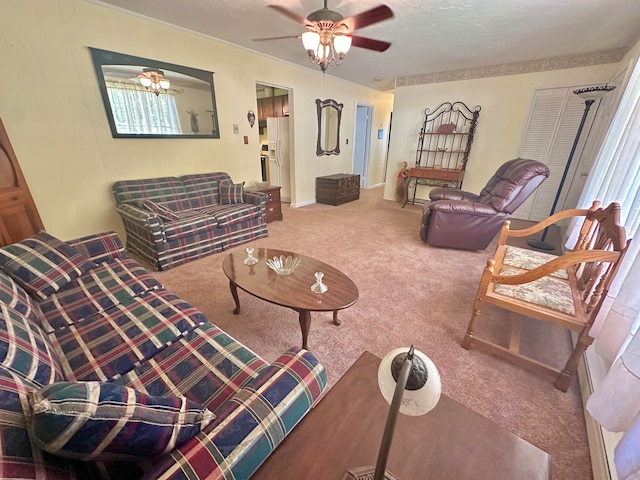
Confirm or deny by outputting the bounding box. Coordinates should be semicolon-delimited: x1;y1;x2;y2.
267;255;300;275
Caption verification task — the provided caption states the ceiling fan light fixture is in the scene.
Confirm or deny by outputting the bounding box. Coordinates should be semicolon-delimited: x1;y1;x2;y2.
137;68;170;96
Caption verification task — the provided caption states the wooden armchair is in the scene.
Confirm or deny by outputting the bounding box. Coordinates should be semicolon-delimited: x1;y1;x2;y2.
462;201;630;392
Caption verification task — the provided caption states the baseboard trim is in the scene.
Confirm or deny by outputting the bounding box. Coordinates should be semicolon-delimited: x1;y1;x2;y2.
290;199;315;208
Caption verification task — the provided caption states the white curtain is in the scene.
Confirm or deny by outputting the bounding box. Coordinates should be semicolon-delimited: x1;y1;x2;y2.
105;81;182;135
571;59;640;480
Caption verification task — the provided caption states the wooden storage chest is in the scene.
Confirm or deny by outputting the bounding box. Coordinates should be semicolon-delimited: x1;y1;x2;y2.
316;174;360;206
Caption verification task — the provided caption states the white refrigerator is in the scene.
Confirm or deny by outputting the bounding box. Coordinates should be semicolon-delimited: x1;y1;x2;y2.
266;116;291;202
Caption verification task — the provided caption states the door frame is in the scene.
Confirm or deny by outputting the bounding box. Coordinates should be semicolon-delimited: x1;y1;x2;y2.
255;81;294;203
353;102;373;188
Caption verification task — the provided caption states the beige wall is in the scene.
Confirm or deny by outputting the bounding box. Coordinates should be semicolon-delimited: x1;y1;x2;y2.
0;0;393;241
384;64;619;202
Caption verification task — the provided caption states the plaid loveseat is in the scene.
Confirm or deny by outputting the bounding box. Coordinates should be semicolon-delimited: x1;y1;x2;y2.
113;172;269;270
0;230;326;479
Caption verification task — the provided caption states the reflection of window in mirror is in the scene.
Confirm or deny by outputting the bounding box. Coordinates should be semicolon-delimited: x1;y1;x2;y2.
316;98;343;156
89;47;220;139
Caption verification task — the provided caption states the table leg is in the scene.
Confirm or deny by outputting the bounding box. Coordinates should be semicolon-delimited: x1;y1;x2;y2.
229;280;240;314
298;310;311;350
333;311;342;326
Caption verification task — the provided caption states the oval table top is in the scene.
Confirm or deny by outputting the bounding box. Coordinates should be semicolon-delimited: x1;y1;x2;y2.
222;248;358;312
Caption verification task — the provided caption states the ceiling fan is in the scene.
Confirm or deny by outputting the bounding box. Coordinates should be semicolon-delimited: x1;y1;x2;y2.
255;1;394;71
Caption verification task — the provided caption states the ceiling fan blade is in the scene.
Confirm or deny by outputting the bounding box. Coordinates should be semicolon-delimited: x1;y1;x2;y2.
267;5;311;26
350;35;391;52
252;35;301;41
340;5;393;32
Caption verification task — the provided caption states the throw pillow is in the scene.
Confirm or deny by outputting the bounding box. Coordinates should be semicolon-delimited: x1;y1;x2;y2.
0;231;96;300
141;200;180;221
220;181;245;205
27;381;215;461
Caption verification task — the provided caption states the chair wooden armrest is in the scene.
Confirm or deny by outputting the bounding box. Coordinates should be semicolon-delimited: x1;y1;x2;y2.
463;201;630;392
495;200;601;244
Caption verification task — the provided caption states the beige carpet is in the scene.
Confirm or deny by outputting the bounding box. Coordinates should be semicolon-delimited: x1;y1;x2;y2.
151;188;591;479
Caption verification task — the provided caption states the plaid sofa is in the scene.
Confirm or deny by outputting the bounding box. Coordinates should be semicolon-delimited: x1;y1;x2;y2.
113;172;269;270
0;231;326;479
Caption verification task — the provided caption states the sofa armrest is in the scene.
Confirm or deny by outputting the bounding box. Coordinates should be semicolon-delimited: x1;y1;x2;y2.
141;347;327;480
116;204;166;248
429;188;481;203
68;231;127;263
243;190;267;207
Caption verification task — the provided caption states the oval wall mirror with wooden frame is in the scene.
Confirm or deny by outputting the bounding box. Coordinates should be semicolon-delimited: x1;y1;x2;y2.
316;98;343;156
89;47;220;139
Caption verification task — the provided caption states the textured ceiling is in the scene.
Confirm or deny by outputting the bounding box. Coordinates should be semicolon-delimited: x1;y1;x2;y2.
91;0;640;90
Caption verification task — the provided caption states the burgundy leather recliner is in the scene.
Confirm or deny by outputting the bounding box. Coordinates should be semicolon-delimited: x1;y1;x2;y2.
420;158;550;250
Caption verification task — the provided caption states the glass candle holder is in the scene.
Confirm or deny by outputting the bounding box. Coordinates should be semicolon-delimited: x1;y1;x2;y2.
243;247;258;265
311;272;328;293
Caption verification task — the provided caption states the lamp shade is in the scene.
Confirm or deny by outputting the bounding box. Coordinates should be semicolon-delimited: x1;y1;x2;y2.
302;31;320;51
378;347;441;416
138;76;152;87
333;35;352;56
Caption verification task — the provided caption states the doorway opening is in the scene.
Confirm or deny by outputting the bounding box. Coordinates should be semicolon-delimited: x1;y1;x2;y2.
353;103;373;188
255;82;293;203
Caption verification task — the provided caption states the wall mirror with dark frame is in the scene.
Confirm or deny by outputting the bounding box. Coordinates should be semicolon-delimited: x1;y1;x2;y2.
89;47;220;139
316;98;343;156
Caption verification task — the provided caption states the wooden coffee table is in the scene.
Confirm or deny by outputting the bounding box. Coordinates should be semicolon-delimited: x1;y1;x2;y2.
222;248;358;349
252;351;551;480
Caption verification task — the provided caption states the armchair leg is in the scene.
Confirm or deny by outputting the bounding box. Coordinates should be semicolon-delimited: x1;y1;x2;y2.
554;328;595;392
462;307;481;349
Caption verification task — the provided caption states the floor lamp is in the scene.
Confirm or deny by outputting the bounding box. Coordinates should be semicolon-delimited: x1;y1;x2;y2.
527;84;616;251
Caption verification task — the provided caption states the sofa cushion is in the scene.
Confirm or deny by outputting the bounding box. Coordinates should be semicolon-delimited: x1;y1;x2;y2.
220;181;245;205
0;232;96;300
0;269;43;325
50;289;207;382
28;381;215;462
0;303;63;387
195;204;263;228
163;213;220;243
141;200;180;221
113;176;192;212
115;323;267;411
180;172;232;208
38;257;162;333
144;347;326;480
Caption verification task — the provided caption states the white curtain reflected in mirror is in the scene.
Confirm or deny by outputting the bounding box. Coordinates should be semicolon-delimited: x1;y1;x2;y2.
316;98;343;155
89;48;219;138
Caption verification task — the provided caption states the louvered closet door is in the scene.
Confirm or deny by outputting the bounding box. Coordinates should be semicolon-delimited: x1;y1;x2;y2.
515;87;600;221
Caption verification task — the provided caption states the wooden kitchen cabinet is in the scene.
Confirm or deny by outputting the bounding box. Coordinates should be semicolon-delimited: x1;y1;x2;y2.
257;95;289;121
257;97;274;120
272;95;289;117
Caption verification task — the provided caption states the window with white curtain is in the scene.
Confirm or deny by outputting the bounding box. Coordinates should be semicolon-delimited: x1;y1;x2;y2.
105;81;182;135
569;57;640;480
